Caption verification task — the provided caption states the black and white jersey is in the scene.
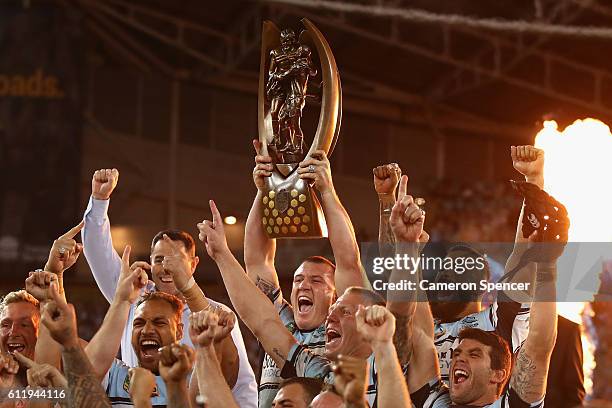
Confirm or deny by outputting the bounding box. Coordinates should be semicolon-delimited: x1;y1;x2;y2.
435;293;530;384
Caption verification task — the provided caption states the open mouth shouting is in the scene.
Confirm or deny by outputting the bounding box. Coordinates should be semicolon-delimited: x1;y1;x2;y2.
325;326;342;350
138;337;162;361
297;295;314;315
452;367;470;385
5;339;26;354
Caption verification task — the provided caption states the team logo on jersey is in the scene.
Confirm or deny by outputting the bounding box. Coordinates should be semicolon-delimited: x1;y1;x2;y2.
461;315;478;328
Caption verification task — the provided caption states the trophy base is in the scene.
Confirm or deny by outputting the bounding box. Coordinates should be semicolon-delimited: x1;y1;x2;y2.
261;175;326;239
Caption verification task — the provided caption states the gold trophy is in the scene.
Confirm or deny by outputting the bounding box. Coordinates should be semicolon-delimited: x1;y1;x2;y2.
258;18;342;238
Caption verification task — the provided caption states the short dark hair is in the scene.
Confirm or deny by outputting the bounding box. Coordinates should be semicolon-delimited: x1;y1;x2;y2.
302;256;336;272
151;230;196;256
458;328;511;395
345;287;386;307
279;377;324;405
136;292;183;325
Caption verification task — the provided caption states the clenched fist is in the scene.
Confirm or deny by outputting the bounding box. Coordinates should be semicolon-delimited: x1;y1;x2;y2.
25;270;59;302
92;168;119;200
373;163;401;196
355;305;395;346
189;307;236;348
159;343;195;384
511;146;544;188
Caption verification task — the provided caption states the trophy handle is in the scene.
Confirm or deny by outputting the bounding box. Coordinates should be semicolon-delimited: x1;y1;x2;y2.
301;18;341;158
258;20;280;157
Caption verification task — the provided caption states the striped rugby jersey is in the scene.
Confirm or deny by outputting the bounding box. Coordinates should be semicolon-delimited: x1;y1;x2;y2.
102;359;190;407
411;378;544;408
282;344;396;408
258;290;326;408
435;293;530;385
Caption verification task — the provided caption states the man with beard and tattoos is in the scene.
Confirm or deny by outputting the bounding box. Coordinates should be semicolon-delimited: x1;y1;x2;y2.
374;145;544;384
247;141;370;407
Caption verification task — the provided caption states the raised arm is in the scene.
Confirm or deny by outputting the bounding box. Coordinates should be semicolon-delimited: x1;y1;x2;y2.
39;281;111;408
82;168;122;302
189;309;240;408
85;245;148;379
159;343;195;408
503;146;545;302
373;163;402;259
510;232;565;404
298;150;371;294
386;176;439;393
197;200;297;368
356;305;411;408
244;140;280;300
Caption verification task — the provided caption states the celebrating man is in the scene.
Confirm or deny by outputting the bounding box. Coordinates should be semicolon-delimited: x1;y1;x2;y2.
247;142;370;406
81;168;257;407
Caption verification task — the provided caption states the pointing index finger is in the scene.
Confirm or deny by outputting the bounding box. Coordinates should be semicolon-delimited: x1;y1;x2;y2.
60;220;85;240
209;200;222;226
397;175;408;200
13;351;35;369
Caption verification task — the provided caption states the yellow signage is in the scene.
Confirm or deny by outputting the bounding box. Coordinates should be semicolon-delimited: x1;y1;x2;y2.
0;69;64;98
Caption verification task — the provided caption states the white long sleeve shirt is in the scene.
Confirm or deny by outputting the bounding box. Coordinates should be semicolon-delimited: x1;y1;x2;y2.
82;197;258;408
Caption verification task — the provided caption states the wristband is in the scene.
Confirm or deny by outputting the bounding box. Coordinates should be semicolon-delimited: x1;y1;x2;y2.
179;277;196;292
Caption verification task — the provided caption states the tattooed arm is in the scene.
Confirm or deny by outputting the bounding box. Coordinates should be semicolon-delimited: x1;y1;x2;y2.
62;345;111;408
245;141;281;302
36;277;111;408
510;260;558;403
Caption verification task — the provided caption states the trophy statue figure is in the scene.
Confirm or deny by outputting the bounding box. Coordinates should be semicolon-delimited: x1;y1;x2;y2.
258;19;342;238
266;28;317;163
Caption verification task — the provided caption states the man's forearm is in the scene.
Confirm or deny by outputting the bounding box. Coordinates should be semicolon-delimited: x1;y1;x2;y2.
504;205;536;302
373;341;411;408
214;250;294;367
244;192;280;298
166;381;190;408
180;283;210;313
85;299;131;378
387;244;420;365
195;346;239;408
61;344;111;408
82;198;122;303
320;189;370;293
378;195;396;259
511;261;558;403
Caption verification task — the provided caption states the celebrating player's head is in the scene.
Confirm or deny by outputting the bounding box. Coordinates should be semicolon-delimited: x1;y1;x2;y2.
131;292;184;374
449;328;512;404
290;256;336;331
0;290;40;360
324;287;385;360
